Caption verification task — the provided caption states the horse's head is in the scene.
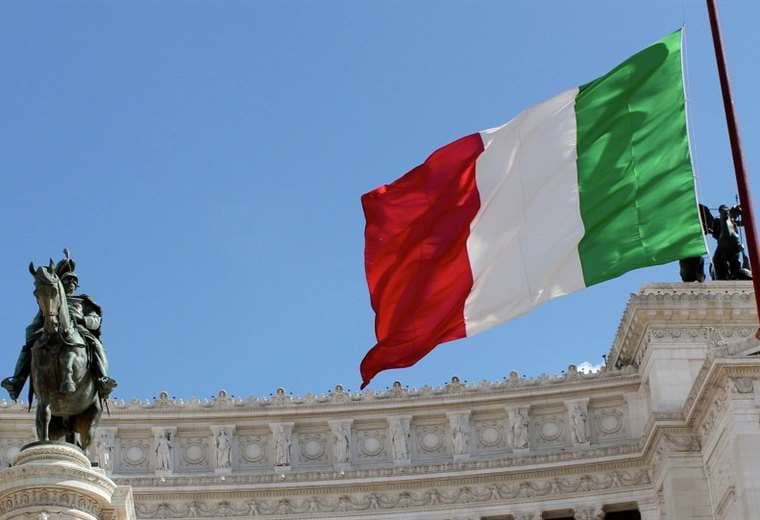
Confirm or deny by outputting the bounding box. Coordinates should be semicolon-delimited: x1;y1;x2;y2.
28;259;65;336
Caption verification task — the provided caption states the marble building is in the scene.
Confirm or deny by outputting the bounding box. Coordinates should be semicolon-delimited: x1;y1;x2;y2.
1;281;760;519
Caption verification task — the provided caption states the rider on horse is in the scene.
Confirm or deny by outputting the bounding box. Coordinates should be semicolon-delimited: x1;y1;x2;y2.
1;251;117;401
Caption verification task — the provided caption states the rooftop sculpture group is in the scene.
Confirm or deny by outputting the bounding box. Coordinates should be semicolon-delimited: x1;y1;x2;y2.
680;203;753;282
1;249;117;450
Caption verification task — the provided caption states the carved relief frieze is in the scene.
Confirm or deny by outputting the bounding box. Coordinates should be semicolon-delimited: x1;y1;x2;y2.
132;468;651;518
0;488;102;517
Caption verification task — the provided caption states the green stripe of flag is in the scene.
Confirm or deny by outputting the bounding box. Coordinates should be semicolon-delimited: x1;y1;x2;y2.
575;29;706;286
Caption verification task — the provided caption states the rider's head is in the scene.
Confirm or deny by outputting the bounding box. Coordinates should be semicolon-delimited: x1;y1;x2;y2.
61;273;79;295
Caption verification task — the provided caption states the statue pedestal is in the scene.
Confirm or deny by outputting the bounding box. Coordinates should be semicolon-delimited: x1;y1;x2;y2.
0;442;135;520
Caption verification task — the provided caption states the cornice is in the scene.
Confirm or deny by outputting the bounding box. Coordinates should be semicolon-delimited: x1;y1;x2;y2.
608;281;756;368
0;374;640;424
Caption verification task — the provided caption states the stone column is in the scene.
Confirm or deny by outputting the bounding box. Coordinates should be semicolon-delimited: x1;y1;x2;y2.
567;398;591;448
0;443;136;520
269;422;294;472
327;419;353;471
210;424;236;474
151;426;176;475
512;510;542;520
387;415;412;465
505;405;530;454
446;411;471;462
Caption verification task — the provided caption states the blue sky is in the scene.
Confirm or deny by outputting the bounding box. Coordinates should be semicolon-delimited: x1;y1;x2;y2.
0;1;757;400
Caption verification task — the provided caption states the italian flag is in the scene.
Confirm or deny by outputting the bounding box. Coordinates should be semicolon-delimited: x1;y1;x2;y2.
360;30;706;388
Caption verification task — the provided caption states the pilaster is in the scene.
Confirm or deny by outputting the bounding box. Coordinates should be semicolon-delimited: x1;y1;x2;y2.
150;426;176;475
387;415;412;465
269;422;294;472
327;419;353;471
210;424;236;474
505;405;530;454
566;398;591;448
446;411;471;462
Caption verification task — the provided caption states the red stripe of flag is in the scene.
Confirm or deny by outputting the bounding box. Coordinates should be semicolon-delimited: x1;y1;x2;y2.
360;133;484;388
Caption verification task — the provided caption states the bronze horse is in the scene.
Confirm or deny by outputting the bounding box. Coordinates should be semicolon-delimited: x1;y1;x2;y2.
28;260;101;450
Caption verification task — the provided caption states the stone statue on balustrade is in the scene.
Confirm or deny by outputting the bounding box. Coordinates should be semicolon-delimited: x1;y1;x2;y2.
1;249;118;451
680;203;753;282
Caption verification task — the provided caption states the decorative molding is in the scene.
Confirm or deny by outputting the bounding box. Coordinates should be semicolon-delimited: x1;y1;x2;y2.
133;468;651;518
0;488;102;517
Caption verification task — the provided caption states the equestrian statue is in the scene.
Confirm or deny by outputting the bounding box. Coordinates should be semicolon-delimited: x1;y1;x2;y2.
2;249;117;450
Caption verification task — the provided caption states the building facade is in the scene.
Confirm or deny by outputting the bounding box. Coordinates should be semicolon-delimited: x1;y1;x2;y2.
1;282;759;519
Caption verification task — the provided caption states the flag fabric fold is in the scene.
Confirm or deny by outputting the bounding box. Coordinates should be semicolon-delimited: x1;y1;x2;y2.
360;30;706;388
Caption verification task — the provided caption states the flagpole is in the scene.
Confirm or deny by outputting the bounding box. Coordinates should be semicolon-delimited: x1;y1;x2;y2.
706;0;760;337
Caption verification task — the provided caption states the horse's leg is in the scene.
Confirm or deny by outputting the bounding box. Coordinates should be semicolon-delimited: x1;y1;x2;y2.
35;402;51;443
59;349;76;393
62;417;75;444
49;416;66;442
74;401;102;451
